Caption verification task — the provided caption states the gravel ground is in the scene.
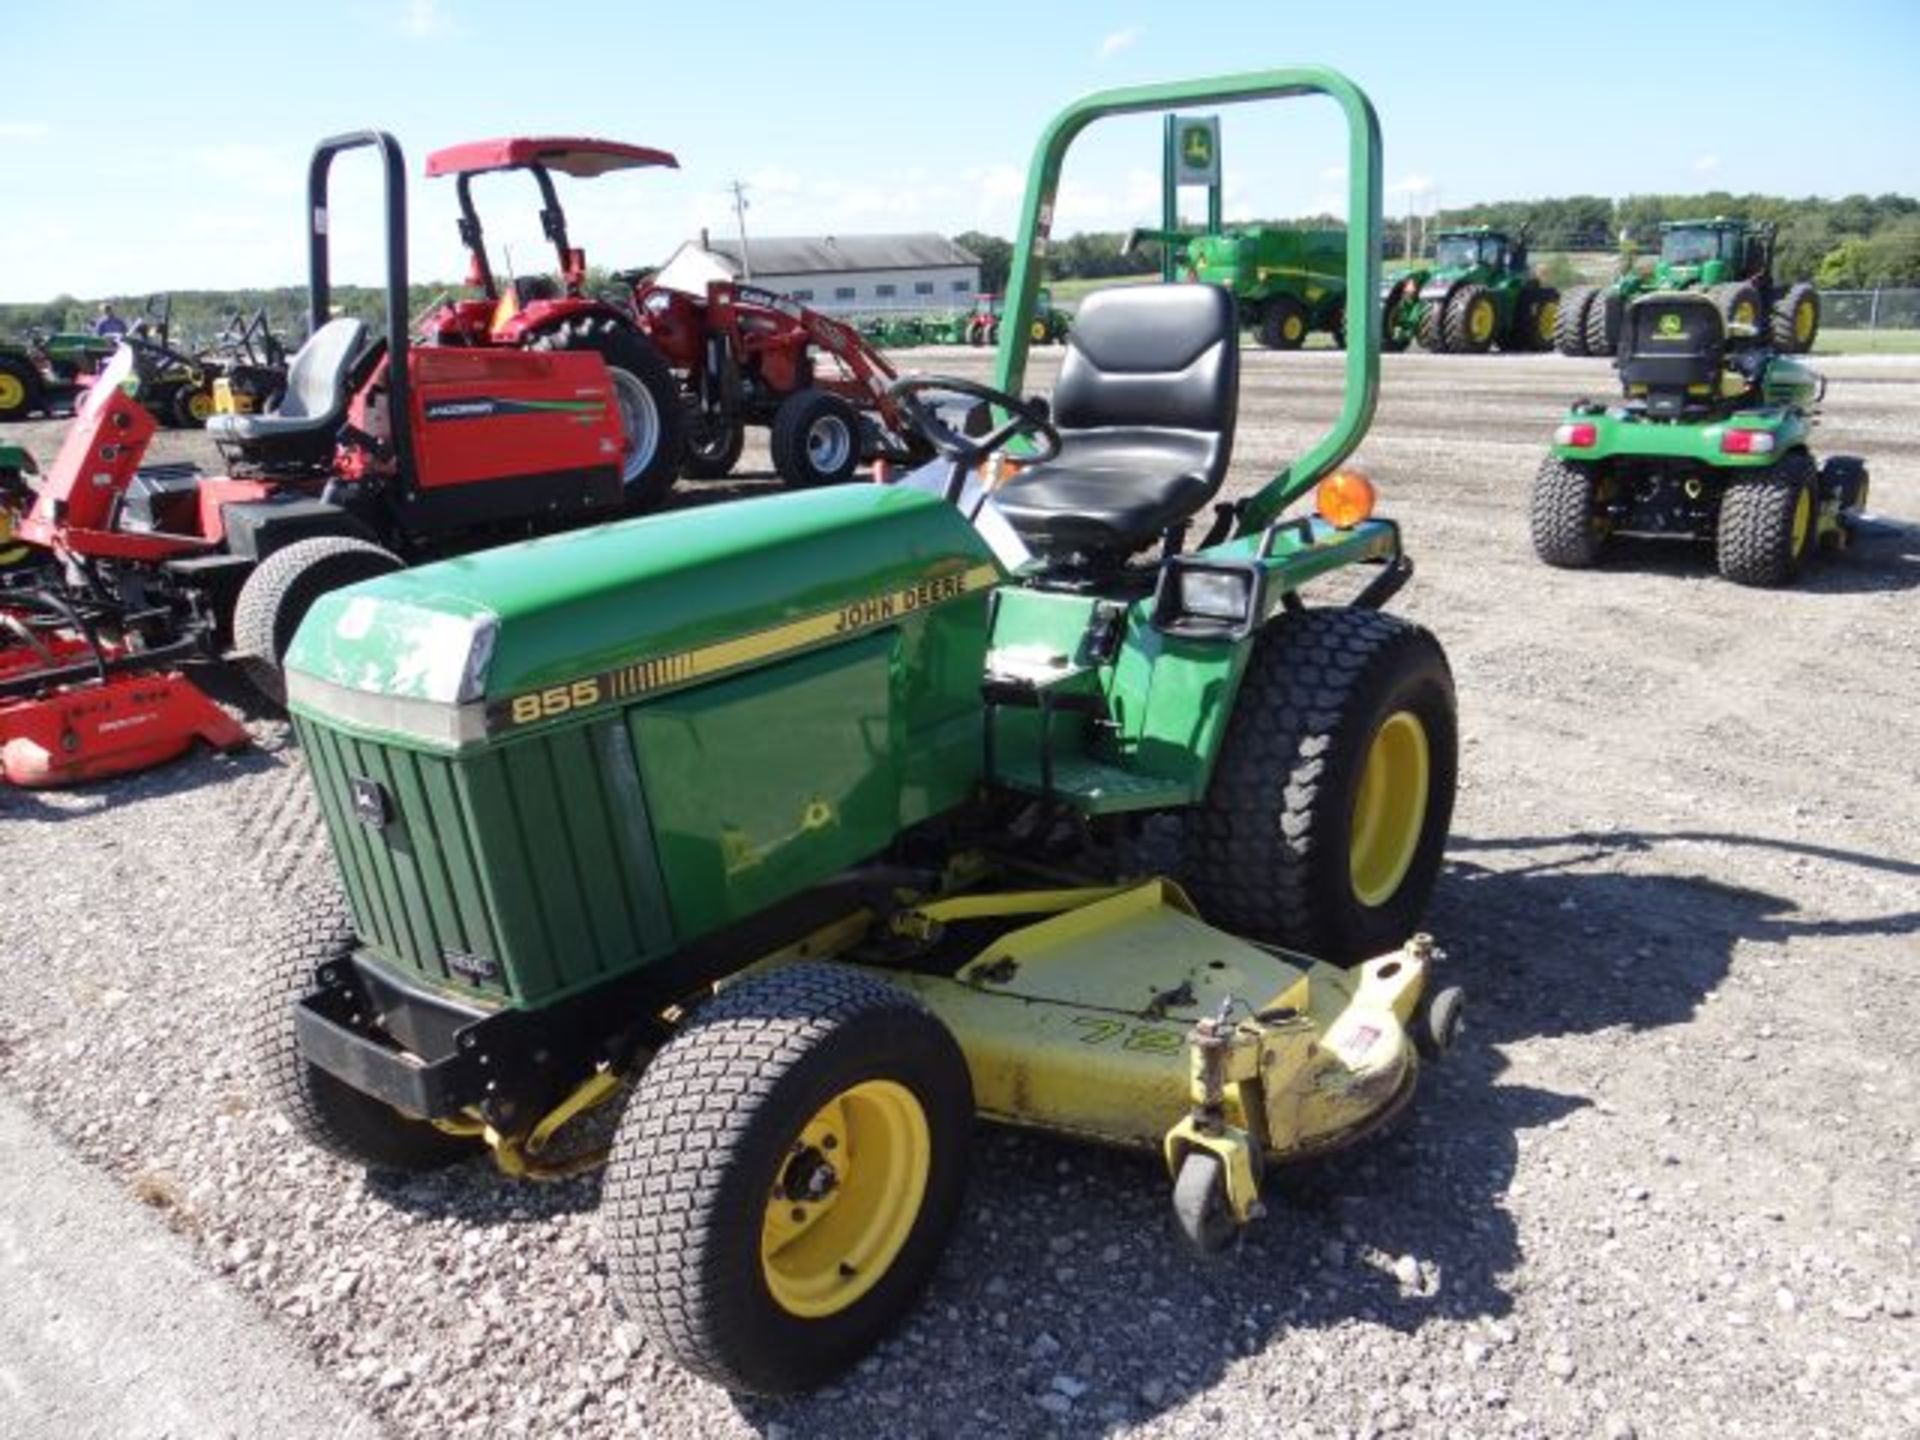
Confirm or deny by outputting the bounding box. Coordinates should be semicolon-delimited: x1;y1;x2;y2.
1;348;1916;1439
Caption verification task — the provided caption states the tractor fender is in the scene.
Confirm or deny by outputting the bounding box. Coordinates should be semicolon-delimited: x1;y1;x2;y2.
218;498;381;564
495;298;638;348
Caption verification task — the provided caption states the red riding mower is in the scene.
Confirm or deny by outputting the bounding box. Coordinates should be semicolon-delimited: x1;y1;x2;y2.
0;130;665;788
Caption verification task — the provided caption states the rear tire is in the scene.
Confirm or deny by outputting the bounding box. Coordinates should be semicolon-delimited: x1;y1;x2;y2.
1771;283;1819;353
1516;287;1559;352
1416;296;1445;353
1380;287;1410;353
1445;285;1497;354
1257;296;1310;350
529;317;685;510
171;383;214;428
770;389;862;488
1556;286;1596;357
1530;456;1610;568
0;354;42;422
1177;608;1458;962
249;882;476;1172
1585;289;1621;358
232;535;401;706
1716;451;1816;587
605;963;972;1395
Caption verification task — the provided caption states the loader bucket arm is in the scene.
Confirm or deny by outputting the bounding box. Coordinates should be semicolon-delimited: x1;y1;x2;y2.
993;67;1382;535
307;129;412;474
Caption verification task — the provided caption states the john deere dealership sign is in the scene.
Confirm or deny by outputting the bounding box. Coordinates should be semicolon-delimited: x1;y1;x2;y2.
1173;116;1220;186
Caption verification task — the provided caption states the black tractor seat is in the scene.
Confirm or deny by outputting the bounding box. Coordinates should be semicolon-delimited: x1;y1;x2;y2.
1616;291;1753;419
206;316;367;461
994;284;1238;559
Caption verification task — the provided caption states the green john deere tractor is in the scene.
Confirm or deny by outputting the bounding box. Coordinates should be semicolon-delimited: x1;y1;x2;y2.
1381;226;1559;354
0;330;114;422
258;67;1464;1395
1533;290;1867;586
1558;217;1819;358
0;440;37;570
1131;223;1348;349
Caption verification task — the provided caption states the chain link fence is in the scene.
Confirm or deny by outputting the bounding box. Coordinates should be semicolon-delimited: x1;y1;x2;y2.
1819;289;1920;329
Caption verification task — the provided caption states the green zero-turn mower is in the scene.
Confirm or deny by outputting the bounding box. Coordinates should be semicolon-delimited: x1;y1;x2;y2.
1533;290;1868;586
260;67;1464;1395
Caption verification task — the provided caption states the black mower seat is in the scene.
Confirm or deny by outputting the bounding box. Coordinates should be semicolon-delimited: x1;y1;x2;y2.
994;284;1237;558
205;316;366;449
1617;292;1731;418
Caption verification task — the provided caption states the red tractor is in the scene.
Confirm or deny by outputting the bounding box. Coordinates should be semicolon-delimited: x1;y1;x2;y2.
632;279;929;487
0;129;667;785
416;137;685;508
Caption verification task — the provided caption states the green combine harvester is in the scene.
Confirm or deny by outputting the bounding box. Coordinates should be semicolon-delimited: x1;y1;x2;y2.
1133;223;1348;348
1534;289;1866;585
1381;226;1559;354
1557;217;1819;358
258;66;1465;1395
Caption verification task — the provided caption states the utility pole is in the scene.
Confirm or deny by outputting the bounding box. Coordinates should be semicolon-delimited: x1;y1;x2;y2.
727;180;753;279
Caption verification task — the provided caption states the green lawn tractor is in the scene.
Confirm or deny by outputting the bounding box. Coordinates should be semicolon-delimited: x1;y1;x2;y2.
1558;217;1819;358
1131;223;1347;349
1533;290;1866;586
0;330;112;422
0;440;36;570
258;67;1463;1396
1382;226;1559;354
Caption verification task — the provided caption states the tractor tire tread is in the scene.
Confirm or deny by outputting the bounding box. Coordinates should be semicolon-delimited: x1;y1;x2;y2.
1443;284;1493;354
1584;289;1619;358
530;317;685;509
1716;450;1816;587
605;963;971;1394
1556;286;1595;357
769;389;862;489
232;535;401;707
1530;456;1607;568
1177;608;1456;961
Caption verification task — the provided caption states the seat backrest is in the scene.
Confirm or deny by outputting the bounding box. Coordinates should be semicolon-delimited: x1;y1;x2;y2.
278;317;367;421
1052;284;1239;437
1618;292;1724;398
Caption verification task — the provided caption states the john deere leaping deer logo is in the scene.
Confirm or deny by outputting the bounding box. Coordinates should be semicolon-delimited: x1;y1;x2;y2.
1656;312;1685;339
1182;125;1213;170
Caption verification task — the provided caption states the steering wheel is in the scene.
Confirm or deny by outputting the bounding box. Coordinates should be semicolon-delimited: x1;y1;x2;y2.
886;376;1061;497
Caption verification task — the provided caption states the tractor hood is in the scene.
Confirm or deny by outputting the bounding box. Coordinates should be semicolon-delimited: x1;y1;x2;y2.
284;485;1003;750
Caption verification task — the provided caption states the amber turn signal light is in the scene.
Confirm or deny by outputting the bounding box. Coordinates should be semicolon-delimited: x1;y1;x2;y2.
1315;469;1377;529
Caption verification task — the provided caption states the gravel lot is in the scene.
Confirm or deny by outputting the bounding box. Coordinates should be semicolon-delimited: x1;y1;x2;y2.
2;348;1916;1439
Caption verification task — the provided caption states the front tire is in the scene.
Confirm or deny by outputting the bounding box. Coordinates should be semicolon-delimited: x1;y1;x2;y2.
1516;287;1559;352
0;354;42;422
1709;281;1763;337
1178;608;1458;962
232;535;402;706
1530;456;1611;568
682;412;745;480
529;317;685;510
1716;451;1816;587
605;963;973;1394
249;883;476;1171
770;389;862;488
1258;295;1309;350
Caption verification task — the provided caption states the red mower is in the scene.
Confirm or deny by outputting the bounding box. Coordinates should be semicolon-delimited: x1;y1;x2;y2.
0;129;676;787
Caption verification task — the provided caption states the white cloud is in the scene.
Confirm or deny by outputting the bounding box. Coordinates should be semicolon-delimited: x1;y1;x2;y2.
1389;174;1435;197
1098;26;1141;59
1320;164;1348;182
1694;153;1721;173
0;121;49;139
399;0;452;37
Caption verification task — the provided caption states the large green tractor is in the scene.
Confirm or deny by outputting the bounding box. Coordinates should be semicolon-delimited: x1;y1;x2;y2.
257;68;1465;1395
1558;217;1819;358
1534;290;1866;585
1382;226;1558;354
1131;223;1348;348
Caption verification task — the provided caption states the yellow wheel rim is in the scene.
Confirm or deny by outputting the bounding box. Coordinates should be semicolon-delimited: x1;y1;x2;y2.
1283;315;1304;341
187;390;213;422
1030;320;1047;343
760;1079;930;1319
1790;485;1812;556
1733;300;1756;328
1350;710;1431;908
0;373;24;411
1539;301;1559;343
1794;299;1815;344
1469;299;1494;343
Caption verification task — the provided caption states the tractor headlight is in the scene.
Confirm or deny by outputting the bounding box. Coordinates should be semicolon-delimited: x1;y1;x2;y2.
1152;560;1261;638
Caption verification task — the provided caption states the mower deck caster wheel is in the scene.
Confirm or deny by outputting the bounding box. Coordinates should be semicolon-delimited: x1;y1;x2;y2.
1172;1152;1238;1256
1415;985;1466;1061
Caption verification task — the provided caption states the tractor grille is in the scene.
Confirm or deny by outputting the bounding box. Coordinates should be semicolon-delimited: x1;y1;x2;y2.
298;717;675;1007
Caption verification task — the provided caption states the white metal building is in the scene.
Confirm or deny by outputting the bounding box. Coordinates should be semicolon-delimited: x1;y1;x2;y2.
651;233;981;312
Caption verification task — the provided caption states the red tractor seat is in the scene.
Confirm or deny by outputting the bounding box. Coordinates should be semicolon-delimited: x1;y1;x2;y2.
206;317;367;457
994;284;1238;558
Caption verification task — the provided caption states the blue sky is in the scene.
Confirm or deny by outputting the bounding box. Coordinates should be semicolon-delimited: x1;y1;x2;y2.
3;0;1915;301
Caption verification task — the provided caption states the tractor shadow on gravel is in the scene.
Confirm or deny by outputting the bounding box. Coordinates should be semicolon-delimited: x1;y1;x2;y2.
1579;514;1920;595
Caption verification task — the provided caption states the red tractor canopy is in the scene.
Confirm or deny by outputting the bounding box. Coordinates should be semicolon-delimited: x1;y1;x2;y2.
424;136;678;179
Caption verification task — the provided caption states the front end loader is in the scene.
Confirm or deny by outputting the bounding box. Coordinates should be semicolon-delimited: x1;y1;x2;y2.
260;66;1464;1396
